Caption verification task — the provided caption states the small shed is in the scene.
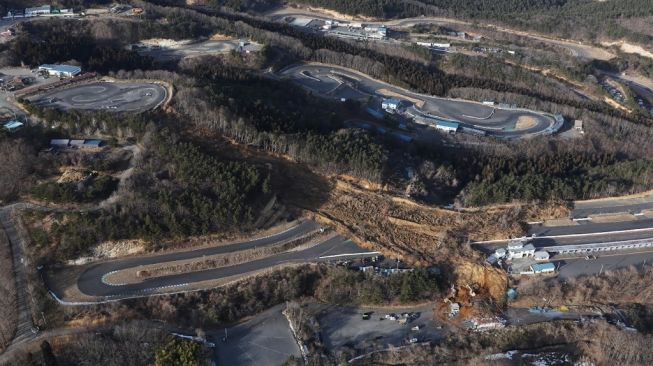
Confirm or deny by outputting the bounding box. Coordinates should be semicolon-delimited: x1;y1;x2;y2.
574;120;584;133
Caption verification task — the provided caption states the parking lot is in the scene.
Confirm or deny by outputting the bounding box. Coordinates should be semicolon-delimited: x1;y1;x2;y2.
555;250;653;278
212;305;300;366
134;39;262;61
314;304;443;351
0;67;61;118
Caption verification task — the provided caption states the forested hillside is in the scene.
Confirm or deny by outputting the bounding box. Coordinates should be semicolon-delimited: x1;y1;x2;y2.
229;0;653;43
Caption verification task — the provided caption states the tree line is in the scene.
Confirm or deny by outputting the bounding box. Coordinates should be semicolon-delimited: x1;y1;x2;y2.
47;129;270;261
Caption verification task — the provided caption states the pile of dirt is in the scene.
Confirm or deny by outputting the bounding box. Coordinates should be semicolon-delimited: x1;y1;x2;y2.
57;167;91;184
525;200;571;221
209;33;233;41
452;260;507;304
92;239;147;259
514;116;538;130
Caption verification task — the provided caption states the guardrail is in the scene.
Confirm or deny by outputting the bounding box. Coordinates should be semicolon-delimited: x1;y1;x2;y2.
15;72;98;98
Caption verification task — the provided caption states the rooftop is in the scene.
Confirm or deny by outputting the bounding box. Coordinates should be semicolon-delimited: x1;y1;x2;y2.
531;262;555;272
38;64;82;74
3;120;23;130
436;120;459;129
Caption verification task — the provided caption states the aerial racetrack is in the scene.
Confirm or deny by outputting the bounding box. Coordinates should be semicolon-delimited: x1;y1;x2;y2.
29;81;168;113
280;64;562;139
43;220;377;303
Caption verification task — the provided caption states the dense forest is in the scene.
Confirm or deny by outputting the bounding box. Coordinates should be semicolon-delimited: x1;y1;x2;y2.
46;130;270;261
11;20;153;72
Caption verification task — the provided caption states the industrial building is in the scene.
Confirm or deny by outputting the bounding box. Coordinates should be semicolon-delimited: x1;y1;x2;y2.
435;120;459;133
25;5;51;17
324;23;388;40
38;64;82;78
364;25;387;39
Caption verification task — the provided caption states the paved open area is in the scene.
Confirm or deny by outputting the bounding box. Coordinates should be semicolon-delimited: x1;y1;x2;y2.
314;304;442;351
280;64;560;139
572;193;653;218
29;82;167;113
135;39;262;61
213;305;300;366
553;250;653;279
44;220;379;301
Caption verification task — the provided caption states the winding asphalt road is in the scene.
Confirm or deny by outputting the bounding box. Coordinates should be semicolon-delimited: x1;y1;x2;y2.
281;64;559;138
46;221;378;301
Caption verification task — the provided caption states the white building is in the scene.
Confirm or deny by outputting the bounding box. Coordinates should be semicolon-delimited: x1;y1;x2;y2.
382;98;401;111
449;303;460;317
416;42;450;49
574;120;584;133
506;238;535;259
435;121;459;133
533;251;550;261
25;5;51;17
38;64;82;78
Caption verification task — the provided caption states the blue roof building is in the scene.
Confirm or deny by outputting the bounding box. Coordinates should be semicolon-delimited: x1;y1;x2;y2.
83;139;103;148
435;120;459;132
530;262;555;274
3;120;23;132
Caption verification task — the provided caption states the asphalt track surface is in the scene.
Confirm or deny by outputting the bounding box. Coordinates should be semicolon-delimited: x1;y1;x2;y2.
47;221;378;300
572;193;653;218
572;203;653;218
475;218;653;254
281;64;558;138
30;82;167;113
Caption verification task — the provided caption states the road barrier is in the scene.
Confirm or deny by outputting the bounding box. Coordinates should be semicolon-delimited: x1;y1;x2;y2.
15;72;98;98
